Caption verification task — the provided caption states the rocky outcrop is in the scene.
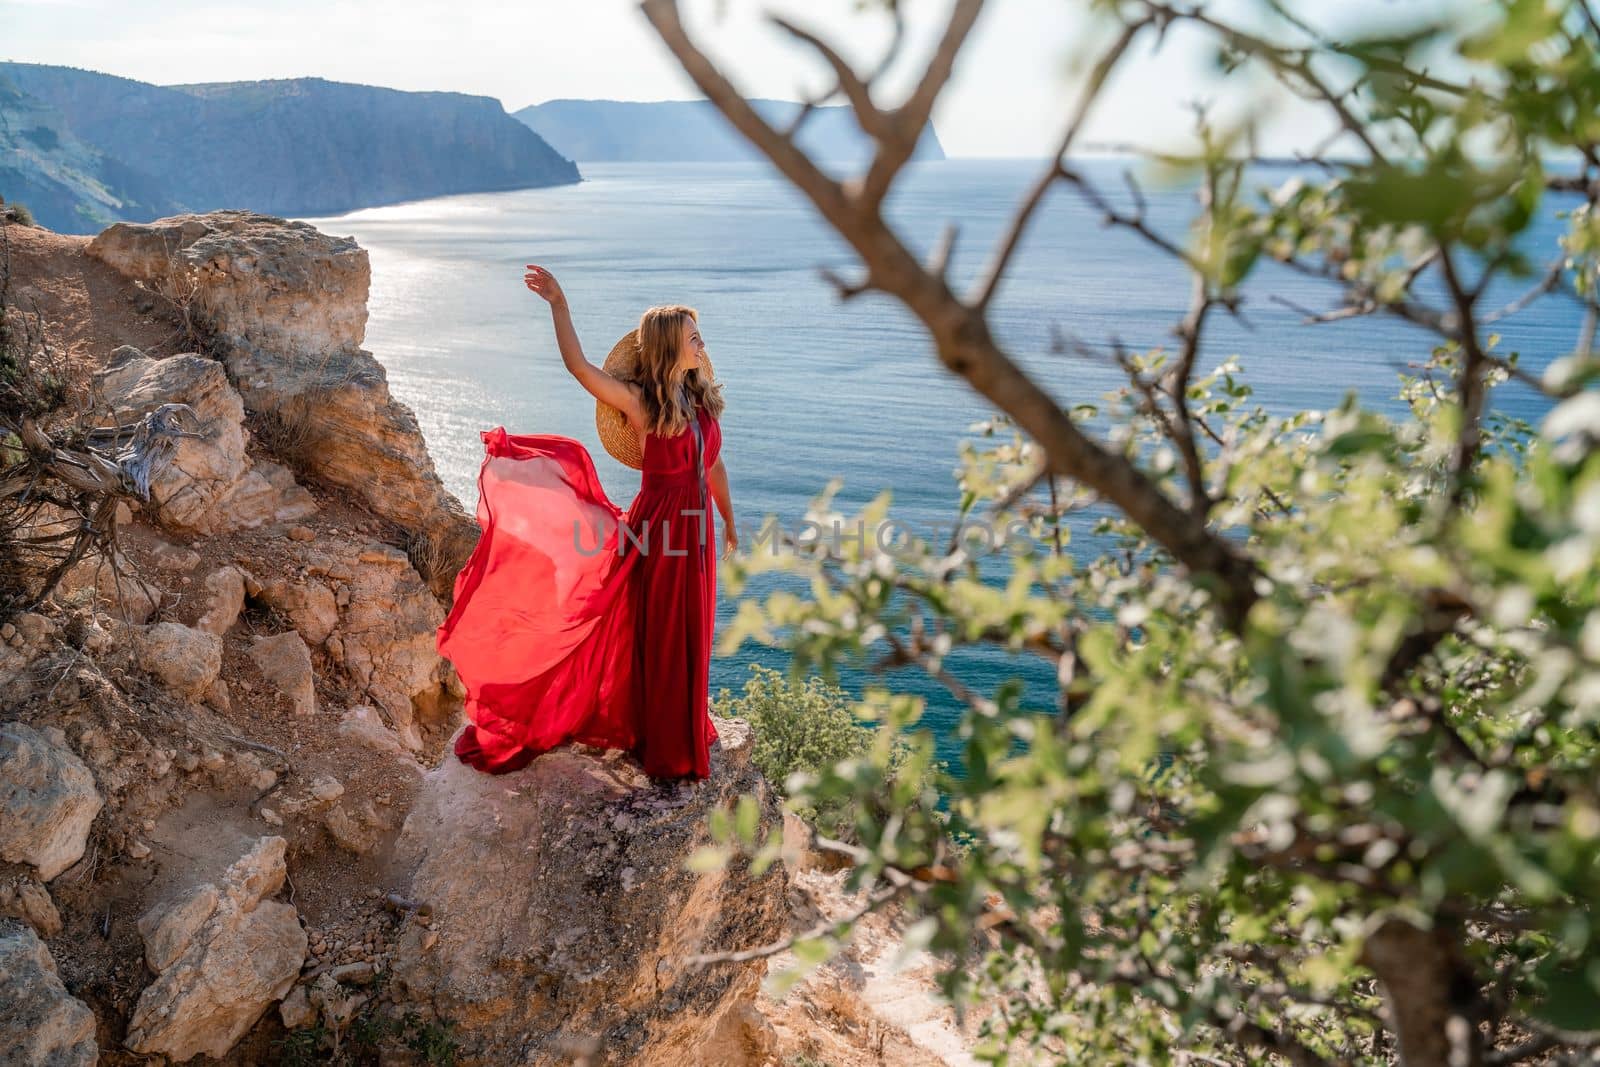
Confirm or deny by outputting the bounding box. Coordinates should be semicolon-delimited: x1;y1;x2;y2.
322;797;395;857
0;923;98;1067
91;346;317;534
0;212;855;1066
321;542;455;747
125;835;308;1061
0;723;103;881
246;535;454;750
387;718;788;1064
255;572;340;645
85;212;479;598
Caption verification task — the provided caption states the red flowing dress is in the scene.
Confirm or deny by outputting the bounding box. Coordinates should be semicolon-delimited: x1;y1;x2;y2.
436;404;722;779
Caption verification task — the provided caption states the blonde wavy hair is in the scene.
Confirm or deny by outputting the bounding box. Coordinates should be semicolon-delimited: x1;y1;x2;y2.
631;304;726;437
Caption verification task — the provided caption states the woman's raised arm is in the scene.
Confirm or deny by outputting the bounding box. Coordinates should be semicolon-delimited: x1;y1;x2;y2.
525;264;644;427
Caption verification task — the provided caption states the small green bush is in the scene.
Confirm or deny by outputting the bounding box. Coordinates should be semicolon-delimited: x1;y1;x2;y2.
0;200;34;227
268;982;458;1067
400;1012;458;1066
713;663;937;840
270;1024;327;1067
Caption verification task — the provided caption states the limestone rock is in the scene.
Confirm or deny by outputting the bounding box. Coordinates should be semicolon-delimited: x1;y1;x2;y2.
134;621;223;700
387;717;788;1064
195;564;246;635
91;348;316;534
0;923;98;1067
258;538;457;750
247;632;317;717
221;461;318;532
8;614;56;647
78;616;112;654
337;705;422;772
138;884;219;973
0;879;62;938
323;798;392;857
780;811;830;874
234;562;264;598
0;723;103;881
93;350;248;529
255;575;339;645
86;212;477;597
125;836;308;1061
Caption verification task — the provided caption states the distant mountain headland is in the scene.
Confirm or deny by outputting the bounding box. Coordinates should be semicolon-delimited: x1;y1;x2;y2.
514;98;946;164
0;63;580;234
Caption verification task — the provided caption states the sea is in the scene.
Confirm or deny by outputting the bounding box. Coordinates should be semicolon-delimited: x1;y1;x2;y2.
296;158;1581;775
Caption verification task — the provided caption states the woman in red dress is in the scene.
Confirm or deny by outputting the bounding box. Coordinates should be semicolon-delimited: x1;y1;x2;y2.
435;265;737;780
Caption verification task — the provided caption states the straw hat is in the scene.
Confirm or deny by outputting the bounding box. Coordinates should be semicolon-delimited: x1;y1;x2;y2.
595;327;715;470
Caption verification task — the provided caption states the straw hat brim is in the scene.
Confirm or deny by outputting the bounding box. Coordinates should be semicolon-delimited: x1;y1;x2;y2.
595;328;715;470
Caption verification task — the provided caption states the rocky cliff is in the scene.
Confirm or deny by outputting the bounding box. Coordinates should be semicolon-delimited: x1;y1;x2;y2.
81;210;481;604
0;210;805;1065
514;97;946;165
0;64;581;234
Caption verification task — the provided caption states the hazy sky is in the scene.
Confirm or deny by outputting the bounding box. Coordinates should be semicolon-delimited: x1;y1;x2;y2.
2;0;1478;159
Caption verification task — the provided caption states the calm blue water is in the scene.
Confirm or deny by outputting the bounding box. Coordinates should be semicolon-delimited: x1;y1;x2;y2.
297;159;1578;774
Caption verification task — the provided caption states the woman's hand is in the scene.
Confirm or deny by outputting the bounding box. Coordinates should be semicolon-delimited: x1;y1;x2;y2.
721;523;739;560
524;264;568;310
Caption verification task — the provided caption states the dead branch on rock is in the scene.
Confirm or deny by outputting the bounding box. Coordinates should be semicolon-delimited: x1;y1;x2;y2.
0;405;199;618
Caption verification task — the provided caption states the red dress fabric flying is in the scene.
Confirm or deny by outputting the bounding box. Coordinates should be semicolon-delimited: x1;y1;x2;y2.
437;405;722;779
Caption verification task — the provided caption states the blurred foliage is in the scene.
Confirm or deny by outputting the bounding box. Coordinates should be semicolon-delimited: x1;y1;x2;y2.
696;1;1600;1064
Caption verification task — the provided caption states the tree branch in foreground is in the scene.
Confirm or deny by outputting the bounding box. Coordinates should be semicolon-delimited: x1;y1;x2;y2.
638;0;1264;633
